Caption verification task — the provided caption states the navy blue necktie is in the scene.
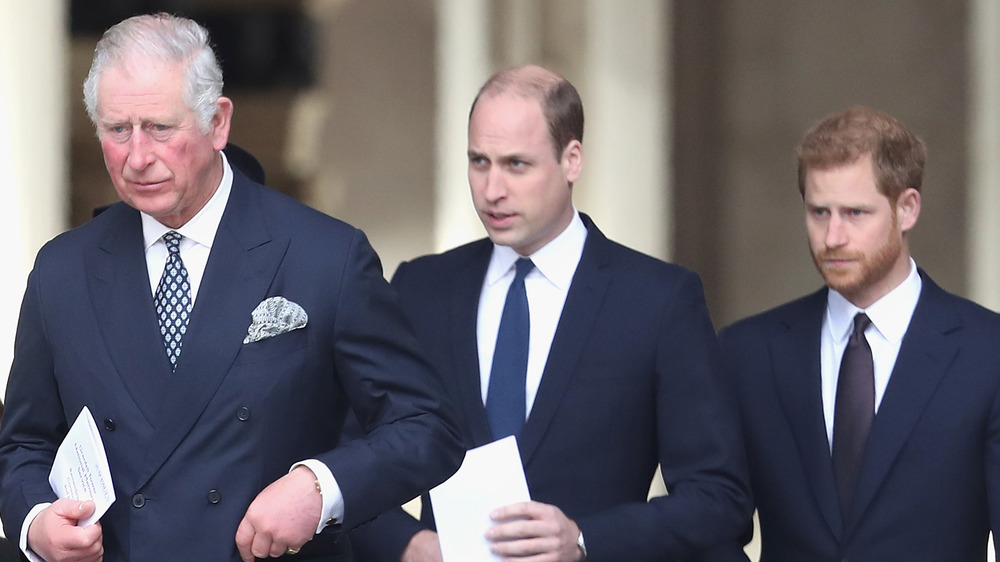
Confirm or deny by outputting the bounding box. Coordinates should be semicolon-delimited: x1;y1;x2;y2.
155;231;193;371
832;313;875;519
486;258;535;440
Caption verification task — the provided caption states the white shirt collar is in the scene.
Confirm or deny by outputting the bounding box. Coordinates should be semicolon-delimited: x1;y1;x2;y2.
485;209;587;289
141;151;233;251
827;257;922;344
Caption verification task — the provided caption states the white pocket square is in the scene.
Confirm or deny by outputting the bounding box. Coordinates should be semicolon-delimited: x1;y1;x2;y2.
243;296;308;344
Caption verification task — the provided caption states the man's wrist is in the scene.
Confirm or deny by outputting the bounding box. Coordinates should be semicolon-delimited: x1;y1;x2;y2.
21;502;50;562
290;460;342;533
576;529;587;561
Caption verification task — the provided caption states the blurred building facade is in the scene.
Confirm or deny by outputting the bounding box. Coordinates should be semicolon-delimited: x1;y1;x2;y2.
7;0;1000;406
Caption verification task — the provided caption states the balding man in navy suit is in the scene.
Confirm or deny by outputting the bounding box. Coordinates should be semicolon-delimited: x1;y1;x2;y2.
349;65;750;562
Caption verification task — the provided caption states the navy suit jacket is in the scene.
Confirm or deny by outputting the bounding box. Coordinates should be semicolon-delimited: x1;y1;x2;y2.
719;271;1000;561
350;214;751;562
0;169;463;561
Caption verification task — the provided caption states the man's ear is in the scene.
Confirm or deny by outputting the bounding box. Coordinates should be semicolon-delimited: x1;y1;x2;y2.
896;187;921;233
562;139;583;183
210;96;234;151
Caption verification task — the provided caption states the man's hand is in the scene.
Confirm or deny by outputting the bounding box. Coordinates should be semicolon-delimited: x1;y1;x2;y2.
485;501;584;562
235;466;321;561
401;529;443;562
27;499;104;562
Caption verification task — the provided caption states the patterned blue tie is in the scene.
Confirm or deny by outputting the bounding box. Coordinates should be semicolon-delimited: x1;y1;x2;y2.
155;231;193;370
486;258;535;439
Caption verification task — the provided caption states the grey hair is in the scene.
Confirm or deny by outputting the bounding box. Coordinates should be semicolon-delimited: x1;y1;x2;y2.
82;13;223;133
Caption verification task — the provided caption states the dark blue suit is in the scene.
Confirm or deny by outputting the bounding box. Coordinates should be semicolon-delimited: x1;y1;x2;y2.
350;214;751;562
720;272;1000;561
0;169;463;561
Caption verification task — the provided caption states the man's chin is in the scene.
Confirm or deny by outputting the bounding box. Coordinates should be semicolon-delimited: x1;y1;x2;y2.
485;228;516;247
820;269;861;294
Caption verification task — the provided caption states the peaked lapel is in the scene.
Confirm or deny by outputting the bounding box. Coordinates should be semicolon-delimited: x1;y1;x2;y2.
518;216;612;466
88;204;175;424
448;242;495;447
848;273;959;532
137;175;291;487
770;289;843;538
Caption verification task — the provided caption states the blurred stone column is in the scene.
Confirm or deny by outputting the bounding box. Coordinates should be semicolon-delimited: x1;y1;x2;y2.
0;0;68;398
304;0;439;276
434;0;492;251
968;0;1000;313
577;0;670;261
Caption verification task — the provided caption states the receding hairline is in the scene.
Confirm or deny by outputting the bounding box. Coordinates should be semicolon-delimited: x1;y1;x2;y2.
471;65;566;114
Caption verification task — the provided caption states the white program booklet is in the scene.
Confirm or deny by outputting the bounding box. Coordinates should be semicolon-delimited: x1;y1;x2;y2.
429;436;531;561
48;406;116;526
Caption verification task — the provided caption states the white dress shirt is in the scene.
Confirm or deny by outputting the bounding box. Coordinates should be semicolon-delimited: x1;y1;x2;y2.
821;258;922;450
478;210;587;417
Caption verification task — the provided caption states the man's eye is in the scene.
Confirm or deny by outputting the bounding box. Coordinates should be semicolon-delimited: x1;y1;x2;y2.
105;125;131;142
148;124;173;140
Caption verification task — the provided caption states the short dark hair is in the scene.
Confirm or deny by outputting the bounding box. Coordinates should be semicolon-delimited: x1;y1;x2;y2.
796;105;926;201
470;65;584;161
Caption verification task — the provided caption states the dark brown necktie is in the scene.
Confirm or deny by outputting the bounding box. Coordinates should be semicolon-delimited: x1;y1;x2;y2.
832;313;874;519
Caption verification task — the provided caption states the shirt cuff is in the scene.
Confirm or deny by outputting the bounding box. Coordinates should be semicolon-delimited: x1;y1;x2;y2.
20;502;51;562
291;460;344;534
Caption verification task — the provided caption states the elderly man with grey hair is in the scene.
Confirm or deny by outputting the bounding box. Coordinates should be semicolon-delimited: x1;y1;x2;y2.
0;13;462;562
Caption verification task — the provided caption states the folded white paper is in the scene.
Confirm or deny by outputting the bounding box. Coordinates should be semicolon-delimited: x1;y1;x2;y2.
48;406;116;527
429;436;531;561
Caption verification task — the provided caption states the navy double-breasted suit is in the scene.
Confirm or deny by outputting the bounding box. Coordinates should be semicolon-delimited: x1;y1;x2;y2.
0;169;463;561
719;272;1000;561
350;214;751;562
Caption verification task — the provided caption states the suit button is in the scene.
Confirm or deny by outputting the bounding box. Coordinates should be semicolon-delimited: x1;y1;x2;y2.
207;489;222;504
104;419;115;431
237;407;251;421
132;494;145;508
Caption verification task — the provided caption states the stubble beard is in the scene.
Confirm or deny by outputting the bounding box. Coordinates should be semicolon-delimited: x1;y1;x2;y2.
812;215;904;302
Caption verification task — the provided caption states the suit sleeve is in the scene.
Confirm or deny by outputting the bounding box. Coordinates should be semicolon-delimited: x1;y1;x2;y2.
695;326;758;561
574;272;753;561
988;369;1000;559
341;409;433;562
309;231;464;530
344;259;445;561
0;266;65;540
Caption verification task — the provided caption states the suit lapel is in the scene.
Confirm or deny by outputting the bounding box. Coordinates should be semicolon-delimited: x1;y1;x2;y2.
770;290;844;538
137;177;290;486
849;274;958;531
88;205;175;423
450;243;495;447
518;217;612;466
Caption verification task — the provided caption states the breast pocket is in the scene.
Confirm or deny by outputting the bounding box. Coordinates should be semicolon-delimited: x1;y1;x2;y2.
234;328;309;367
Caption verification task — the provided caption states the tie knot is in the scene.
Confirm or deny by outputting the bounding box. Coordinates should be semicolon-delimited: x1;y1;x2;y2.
514;258;534;282
163;231;183;254
852;313;872;337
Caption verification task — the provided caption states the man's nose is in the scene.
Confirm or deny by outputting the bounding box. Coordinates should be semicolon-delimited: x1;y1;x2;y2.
126;129;155;170
825;216;848;248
